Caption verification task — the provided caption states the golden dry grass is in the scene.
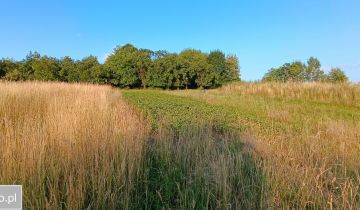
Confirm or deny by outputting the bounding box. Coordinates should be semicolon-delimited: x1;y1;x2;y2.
1;81;359;209
220;81;360;107
0;82;266;209
168;82;360;209
0;81;148;209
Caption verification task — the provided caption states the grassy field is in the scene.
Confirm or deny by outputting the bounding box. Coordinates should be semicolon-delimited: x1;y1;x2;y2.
123;82;360;209
0;82;149;209
0;81;359;209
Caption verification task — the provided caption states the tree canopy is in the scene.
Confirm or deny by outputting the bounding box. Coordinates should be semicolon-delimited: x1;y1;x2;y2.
0;44;241;89
263;57;348;83
327;67;348;83
2;49;349;86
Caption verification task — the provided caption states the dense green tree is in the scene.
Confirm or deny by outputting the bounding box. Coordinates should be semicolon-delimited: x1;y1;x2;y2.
195;54;218;88
136;49;153;88
4;52;59;81
208;50;229;83
0;59;18;78
306;57;325;81
105;44;152;87
91;65;108;84
18;51;41;80
59;56;76;82
263;63;292;82
151;50;169;60
178;50;196;89
178;50;209;88
263;58;349;83
4;69;23;81
226;54;240;81
105;45;139;87
1;44;243;88
263;60;307;82
76;56;101;83
287;61;306;81
327;67;348;82
0;62;5;78
263;67;284;82
32;56;60;81
146;53;179;88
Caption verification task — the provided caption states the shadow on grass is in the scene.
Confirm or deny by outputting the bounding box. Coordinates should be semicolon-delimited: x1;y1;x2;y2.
130;123;267;210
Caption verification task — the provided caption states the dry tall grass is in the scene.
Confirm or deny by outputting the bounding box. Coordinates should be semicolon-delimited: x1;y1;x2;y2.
2;81;359;209
220;82;360;107
254;119;360;209
0;81;148;209
170;83;360;209
0;82;267;209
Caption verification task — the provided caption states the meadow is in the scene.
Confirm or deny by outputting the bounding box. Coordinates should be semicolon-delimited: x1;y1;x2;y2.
0;82;149;209
0;81;359;209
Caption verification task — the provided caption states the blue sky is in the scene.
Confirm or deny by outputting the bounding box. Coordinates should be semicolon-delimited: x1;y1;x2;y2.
1;0;359;82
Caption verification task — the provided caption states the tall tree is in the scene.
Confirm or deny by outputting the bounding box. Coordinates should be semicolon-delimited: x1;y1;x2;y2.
4;69;22;81
18;51;41;80
76;56;101;83
178;49;204;89
91;65;108;84
146;53;178;88
327;67;348;82
263;60;306;82
0;59;18;78
32;56;60;81
195;53;218;88
105;44;152;87
263;67;284;82
306;57;325;81
0;44;242;88
208;50;229;83
59;56;76;82
226;54;240;81
136;49;153;88
287;61;306;81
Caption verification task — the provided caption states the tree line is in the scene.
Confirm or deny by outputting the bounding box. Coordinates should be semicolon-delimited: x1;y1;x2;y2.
262;57;348;82
0;44;240;89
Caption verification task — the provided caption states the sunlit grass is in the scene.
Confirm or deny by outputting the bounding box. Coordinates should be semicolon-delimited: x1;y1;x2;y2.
165;82;360;209
1;81;359;209
220;81;360;107
0;81;148;209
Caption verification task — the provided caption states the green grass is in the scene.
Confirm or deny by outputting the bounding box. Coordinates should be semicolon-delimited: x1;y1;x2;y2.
123;90;240;132
123;88;360;209
3;82;358;209
123;90;267;209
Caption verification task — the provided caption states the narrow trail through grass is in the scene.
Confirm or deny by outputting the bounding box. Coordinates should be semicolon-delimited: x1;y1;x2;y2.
123;90;267;209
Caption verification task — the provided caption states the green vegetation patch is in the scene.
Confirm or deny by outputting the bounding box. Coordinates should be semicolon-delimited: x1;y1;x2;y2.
122;90;239;132
123;90;267;209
